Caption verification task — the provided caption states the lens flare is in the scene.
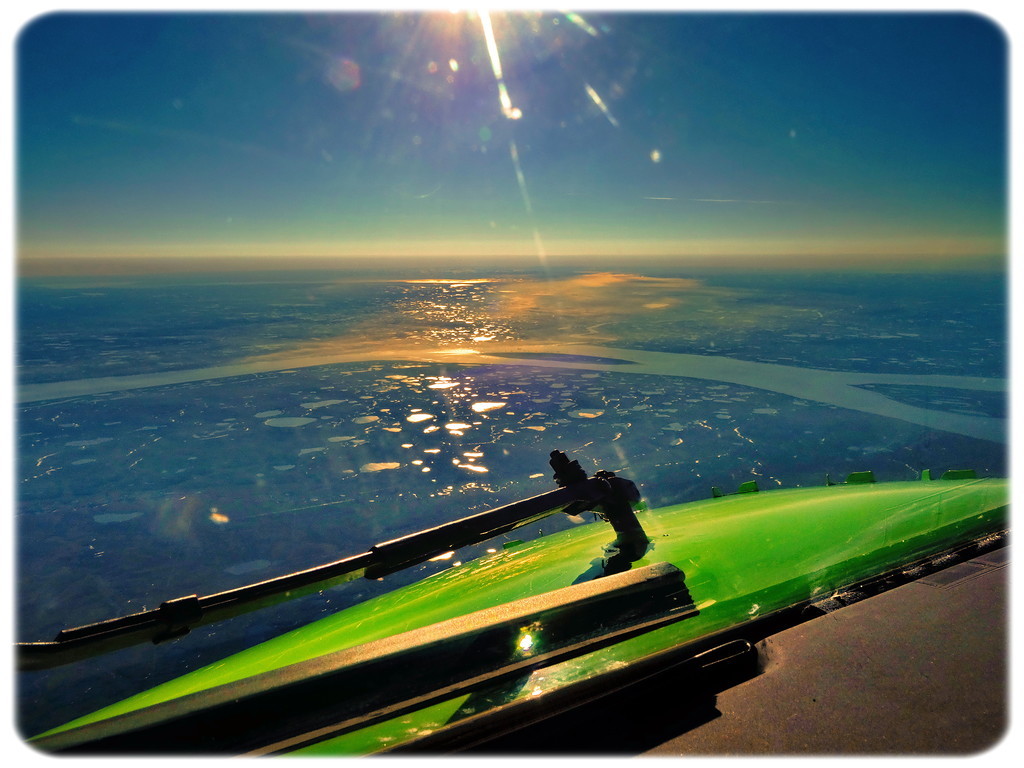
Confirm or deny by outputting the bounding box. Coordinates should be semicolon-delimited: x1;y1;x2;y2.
479;10;521;120
564;12;600;37
584;82;619;128
324;57;361;93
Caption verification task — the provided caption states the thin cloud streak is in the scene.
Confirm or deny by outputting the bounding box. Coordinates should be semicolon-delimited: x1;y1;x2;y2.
686;198;797;205
70;114;283;161
641;197;798;204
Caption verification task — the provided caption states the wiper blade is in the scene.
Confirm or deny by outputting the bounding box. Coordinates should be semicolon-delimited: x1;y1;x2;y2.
18;451;646;671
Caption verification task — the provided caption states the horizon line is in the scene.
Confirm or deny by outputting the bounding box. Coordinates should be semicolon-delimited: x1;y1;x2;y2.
15;252;1007;278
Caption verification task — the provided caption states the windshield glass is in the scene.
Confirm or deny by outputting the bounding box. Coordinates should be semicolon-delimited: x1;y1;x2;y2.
15;10;1007;739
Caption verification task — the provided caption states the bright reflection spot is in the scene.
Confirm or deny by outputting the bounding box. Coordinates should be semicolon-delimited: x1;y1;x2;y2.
429;551;456;561
650;148;662;163
584;82;619;128
428;380;459;389
461;464;489;473
449;58;459;72
209;510;230;524
518;633;534;652
361;462;401;472
406;413;435;422
471;402;506;412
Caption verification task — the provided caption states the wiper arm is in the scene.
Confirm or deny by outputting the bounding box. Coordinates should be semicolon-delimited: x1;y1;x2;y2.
18;450;647;671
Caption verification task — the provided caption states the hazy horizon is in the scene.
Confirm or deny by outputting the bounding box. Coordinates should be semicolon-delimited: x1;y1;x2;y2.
17;251;1008;279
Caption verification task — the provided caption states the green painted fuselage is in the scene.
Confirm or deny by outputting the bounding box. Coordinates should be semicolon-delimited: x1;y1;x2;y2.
37;475;1008;753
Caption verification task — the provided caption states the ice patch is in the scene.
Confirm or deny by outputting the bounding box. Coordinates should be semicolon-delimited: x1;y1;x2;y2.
66;438;113;447
353;415;379;424
255;410;283;418
301;399;344;409
265;417;317;427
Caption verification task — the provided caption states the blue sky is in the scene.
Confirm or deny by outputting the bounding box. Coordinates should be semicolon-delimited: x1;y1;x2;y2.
15;10;1008;270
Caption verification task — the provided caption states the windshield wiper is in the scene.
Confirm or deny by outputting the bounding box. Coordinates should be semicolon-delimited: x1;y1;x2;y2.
18;450;648;671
